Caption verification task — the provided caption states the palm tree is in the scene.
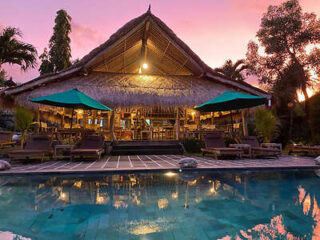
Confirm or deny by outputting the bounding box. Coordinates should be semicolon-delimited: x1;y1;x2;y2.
215;59;249;82
0;27;37;71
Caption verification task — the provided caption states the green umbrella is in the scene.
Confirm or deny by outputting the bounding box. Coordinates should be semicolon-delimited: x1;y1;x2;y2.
195;91;267;112
195;91;268;133
30;88;112;129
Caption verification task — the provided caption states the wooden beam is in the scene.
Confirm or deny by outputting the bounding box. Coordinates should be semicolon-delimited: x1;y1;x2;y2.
174;58;189;75
148;42;192;74
123;38;126;73
118;57;140;73
149;18;204;75
159;41;170;64
84;19;146;69
141;20;150;64
91;42;141;71
149;61;169;75
103;58;109;71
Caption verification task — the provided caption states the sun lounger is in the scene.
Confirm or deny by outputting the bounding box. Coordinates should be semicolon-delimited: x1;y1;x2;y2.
0;131;15;148
9;135;52;162
240;136;281;158
201;133;243;159
287;145;320;156
71;135;105;160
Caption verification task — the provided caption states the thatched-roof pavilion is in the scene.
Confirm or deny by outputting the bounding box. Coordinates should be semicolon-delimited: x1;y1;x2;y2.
2;8;270;141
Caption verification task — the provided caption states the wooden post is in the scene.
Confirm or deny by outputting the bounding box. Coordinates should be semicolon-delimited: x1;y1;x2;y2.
176;107;180;140
83;111;87;129
70;108;74;129
211;112;215;126
195;111;201;130
110;110;115;142
61;111;65;129
241;110;248;136
36;109;40;133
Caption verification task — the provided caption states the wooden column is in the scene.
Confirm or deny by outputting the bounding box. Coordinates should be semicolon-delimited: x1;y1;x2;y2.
36;109;40;133
195;111;201;130
83;111;87;129
241;110;248;136
211;112;215;126
110;110;116;142
61;111;65;129
176;107;181;140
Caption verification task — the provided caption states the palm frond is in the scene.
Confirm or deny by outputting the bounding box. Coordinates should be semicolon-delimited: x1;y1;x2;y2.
0;27;37;71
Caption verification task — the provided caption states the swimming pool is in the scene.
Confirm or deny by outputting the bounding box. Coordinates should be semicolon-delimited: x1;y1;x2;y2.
0;170;319;239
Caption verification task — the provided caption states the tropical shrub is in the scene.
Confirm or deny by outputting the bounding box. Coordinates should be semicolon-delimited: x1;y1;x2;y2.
254;108;277;143
182;137;204;153
14;108;33;148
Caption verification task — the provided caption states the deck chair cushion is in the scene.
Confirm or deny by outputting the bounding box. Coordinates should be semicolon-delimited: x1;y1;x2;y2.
241;136;260;148
203;133;225;148
24;135;51;151
80;135;104;149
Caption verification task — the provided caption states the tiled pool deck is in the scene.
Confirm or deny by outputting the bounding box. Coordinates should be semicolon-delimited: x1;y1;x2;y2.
2;154;319;175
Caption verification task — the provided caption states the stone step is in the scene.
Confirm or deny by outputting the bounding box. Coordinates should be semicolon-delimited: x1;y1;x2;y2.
110;141;184;155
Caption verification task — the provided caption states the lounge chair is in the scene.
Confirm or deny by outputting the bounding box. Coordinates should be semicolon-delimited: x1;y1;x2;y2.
287;145;320;156
71;135;105;160
240;136;281;158
201;133;243;159
9;135;52;162
0;131;15;148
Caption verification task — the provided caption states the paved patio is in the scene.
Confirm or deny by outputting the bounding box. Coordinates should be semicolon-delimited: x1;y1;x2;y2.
1;154;318;175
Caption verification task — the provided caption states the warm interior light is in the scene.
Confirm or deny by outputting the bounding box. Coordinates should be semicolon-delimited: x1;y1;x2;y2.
138;67;142;74
142;63;148;69
73;181;82;188
191;111;196;116
77;109;83;114
164;172;177;177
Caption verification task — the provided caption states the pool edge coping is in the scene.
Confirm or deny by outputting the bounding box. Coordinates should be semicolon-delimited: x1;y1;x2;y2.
1;165;320;176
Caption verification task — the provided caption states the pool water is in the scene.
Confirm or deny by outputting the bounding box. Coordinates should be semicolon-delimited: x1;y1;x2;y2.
0;170;320;240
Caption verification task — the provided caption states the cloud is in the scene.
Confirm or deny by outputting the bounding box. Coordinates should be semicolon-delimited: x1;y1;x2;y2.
70;22;105;59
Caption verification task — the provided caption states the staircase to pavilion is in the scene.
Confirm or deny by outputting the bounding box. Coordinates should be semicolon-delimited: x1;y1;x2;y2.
109;140;184;155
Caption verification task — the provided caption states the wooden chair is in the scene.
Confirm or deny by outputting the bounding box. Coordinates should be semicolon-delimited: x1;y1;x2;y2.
240;136;281;158
71;135;105;160
0;131;15;148
287;145;320;156
201;133;243;159
9;135;52;162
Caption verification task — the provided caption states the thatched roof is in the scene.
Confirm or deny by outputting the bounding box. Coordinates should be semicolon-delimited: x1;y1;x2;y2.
3;8;270;107
12;72;262;109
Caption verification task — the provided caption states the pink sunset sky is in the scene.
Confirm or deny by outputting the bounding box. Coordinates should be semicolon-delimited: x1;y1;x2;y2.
1;0;320;86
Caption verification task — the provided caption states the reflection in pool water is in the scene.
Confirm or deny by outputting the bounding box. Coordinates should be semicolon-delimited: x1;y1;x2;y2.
0;170;320;239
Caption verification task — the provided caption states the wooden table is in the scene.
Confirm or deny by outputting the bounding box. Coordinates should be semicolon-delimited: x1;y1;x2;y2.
230;144;251;158
261;143;282;152
54;144;74;160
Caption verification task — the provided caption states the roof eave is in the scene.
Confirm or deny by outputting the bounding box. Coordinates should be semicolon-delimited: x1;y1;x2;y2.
4;66;82;96
206;72;271;99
